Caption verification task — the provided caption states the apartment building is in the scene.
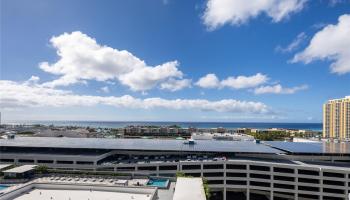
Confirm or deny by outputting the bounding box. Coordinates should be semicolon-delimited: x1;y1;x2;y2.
323;96;350;140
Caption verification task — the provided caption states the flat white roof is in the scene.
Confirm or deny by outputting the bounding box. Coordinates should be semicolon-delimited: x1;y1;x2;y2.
173;178;206;200
12;188;152;200
0;164;12;171
115;180;128;184
3;165;36;173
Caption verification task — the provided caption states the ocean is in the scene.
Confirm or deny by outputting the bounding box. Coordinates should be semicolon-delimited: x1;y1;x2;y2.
8;121;323;131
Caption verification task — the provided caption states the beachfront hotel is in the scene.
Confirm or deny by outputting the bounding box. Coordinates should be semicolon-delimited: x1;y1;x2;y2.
1;136;349;200
323;96;350;140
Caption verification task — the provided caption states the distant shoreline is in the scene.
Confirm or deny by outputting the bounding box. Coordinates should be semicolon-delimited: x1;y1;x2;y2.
2;120;323;131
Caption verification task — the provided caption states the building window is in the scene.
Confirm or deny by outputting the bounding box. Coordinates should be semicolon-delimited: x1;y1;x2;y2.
250;181;270;187
273;167;294;174
57;160;73;164
298;177;319;184
273;183;294;190
250;173;270;179
298;194;318;199
250;165;270;171
323;188;344;194
203;172;223;177
323;171;344;178
138;166;157;171
76;161;94;165
203;164;223;169
37;160;54;164
226;172;246;177
182;165;201;170
226;164;246;170
298;169;319;176
298;186;319;192
323;180;344;186
273;175;294;182
159;165;177;170
226;180;246;185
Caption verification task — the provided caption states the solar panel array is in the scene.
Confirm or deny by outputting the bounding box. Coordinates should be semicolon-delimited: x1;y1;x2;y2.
264;141;350;154
0;137;282;154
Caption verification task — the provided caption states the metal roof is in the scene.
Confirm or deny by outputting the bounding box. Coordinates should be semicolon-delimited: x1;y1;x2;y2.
264;141;350;154
0;164;12;171
3;165;36;173
0;137;282;154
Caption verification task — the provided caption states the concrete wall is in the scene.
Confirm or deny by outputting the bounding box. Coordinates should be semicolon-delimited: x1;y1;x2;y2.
0;182;157;200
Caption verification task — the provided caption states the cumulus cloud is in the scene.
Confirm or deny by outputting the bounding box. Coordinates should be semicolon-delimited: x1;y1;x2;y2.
195;73;220;88
202;0;307;30
275;32;307;53
39;31;186;91
118;61;183;91
291;14;350;74
221;73;268;89
254;84;308;94
195;73;268;89
0;79;270;114
160;78;192;92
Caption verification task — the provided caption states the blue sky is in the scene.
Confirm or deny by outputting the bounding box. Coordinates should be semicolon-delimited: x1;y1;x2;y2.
1;0;349;122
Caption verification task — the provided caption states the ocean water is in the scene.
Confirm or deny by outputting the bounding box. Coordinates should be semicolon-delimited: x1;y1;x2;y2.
9;121;323;131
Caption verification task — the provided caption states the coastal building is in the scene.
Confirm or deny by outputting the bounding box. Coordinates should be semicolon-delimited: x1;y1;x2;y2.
191;132;254;141
1;137;349;200
323;96;350;140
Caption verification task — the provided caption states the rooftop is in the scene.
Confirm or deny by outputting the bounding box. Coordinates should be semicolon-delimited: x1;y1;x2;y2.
0;137;282;154
1;182;158;200
0;164;12;171
1;137;350;155
3;165;37;173
264;141;350;155
173;178;206;200
12;188;152;200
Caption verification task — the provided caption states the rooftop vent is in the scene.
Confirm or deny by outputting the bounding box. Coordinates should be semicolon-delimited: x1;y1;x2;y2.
7;134;15;140
184;138;196;145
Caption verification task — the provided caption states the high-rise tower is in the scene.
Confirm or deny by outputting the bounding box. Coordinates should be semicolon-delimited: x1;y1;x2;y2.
323;96;350;139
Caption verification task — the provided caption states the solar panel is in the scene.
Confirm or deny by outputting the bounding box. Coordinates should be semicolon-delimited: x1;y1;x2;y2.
0;137;282;154
264;141;350;154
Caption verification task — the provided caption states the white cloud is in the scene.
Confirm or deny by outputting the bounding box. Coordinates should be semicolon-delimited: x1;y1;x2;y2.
254;84;308;94
100;86;110;93
0;79;270;114
25;76;40;85
118;61;183;91
160;78;192;92
202;0;307;30
39;31;185;91
275;32;307;53
292;14;350;74
196;73;268;89
195;73;220;88
221;73;268;89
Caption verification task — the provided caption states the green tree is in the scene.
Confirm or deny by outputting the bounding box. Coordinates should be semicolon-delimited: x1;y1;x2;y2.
202;178;211;200
35;165;48;174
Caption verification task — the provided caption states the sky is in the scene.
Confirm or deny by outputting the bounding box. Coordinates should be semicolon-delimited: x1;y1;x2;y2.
0;0;349;123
